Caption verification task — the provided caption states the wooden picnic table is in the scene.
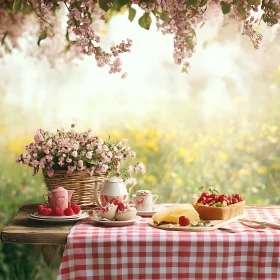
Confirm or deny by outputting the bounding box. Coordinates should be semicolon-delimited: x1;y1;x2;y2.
0;203;75;265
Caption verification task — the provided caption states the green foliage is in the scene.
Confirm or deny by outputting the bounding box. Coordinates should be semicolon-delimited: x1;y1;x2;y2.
12;0;22;12
37;29;48;46
98;0;111;12
138;13;152;30
221;2;231;14
128;7;136;22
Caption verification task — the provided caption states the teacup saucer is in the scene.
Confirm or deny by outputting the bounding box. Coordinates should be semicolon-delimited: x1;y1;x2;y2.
136;204;174;217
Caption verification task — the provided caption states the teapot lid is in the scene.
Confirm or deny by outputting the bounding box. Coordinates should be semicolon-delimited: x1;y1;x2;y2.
107;176;123;183
52;186;66;192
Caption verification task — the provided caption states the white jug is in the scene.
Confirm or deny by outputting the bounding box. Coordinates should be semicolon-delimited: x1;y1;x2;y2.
94;176;137;207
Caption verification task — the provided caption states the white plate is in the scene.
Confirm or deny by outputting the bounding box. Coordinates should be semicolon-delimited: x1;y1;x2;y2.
136;204;174;217
91;215;142;227
30;211;86;219
29;212;89;223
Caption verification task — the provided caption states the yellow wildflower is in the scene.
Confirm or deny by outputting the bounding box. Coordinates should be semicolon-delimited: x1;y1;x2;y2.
146;141;159;153
185;155;194;164
257;167;268;175
236;142;243;150
271;163;280;170
270;125;278;133
238;169;251;177
245;146;255;153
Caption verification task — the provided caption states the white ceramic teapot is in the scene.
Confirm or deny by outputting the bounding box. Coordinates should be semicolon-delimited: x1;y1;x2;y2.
94;176;137;207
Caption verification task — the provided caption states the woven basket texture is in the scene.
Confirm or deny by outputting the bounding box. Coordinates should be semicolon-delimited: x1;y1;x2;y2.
43;169;107;209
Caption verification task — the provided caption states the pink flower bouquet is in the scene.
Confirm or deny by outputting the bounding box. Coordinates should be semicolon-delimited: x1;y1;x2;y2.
16;126;145;178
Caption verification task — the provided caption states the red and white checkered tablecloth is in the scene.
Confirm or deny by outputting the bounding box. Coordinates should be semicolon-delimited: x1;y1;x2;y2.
57;207;280;280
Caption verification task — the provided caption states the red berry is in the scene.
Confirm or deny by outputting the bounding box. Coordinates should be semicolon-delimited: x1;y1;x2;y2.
232;197;238;204
41;207;52;216
118;202;125;212
38;204;46;215
201;192;209;198
179;216;190;226
209;194;218;201
54;207;64;216
233;194;243;202
197;195;206;203
64;207;74;216
217;195;226;203
70;203;81;214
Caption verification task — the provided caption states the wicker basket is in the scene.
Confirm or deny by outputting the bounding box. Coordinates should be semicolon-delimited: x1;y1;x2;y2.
43;169;107;209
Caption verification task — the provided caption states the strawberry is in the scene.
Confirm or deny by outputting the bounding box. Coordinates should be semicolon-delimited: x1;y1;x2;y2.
232;197;238;204
70;203;81;214
37;204;46;215
179;216;190;226
233;194;243;202
41;207;52;216
54;207;64;216
64;207;74;216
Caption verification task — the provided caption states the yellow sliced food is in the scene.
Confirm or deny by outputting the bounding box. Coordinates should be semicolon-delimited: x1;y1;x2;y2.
152;204;200;224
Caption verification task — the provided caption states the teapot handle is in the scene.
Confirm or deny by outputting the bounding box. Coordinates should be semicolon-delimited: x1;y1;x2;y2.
94;182;103;207
125;178;137;197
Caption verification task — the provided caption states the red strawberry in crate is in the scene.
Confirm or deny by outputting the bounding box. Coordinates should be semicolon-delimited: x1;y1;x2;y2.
70;203;81;214
41;207;52;216
54;207;64;216
64;207;74;216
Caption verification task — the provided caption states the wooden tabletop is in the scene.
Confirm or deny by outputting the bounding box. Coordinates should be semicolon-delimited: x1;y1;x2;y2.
1;203;76;245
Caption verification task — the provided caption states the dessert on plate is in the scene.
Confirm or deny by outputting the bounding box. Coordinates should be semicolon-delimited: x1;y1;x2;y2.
152;204;200;226
94;201;137;221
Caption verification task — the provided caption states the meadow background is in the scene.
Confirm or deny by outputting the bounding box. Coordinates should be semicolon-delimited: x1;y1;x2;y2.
1;10;280;280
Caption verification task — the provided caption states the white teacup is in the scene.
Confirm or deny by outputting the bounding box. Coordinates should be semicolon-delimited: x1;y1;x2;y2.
132;190;158;211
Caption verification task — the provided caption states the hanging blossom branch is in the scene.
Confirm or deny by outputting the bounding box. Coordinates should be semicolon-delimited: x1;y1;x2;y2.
0;0;280;76
63;0;132;78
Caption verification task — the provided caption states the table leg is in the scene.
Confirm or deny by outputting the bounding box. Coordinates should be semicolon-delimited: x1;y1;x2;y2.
35;245;62;266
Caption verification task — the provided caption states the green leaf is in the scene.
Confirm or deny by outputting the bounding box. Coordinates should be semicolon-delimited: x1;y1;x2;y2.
13;0;22;11
99;0;111;12
128;7;136;22
37;29;48;46
138;13;152;30
187;0;199;7
160;11;169;21
87;11;93;24
66;30;70;42
221;2;231;14
237;5;246;18
86;159;97;165
181;67;188;74
116;0;128;8
199;0;208;7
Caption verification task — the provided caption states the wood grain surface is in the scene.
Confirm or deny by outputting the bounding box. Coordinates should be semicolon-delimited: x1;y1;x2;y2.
1;203;76;245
